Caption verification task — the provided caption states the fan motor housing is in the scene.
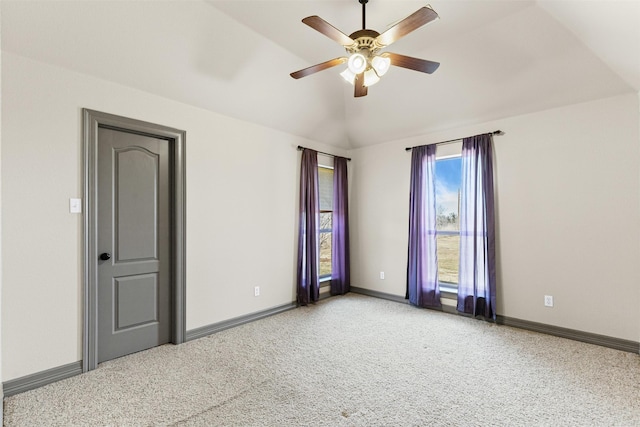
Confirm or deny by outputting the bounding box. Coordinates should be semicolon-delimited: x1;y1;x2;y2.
347;29;382;54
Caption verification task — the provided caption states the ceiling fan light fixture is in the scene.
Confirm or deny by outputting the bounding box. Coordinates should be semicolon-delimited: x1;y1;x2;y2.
371;55;391;76
364;68;380;87
340;68;356;85
290;3;440;97
347;53;367;74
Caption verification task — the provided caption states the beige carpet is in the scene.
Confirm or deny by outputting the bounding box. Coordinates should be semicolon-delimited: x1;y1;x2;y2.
4;293;640;426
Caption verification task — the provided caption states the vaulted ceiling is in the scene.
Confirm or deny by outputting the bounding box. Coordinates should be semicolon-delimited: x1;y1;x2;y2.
2;0;639;149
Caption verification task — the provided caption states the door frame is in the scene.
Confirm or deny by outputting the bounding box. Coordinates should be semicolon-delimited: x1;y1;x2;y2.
82;109;186;372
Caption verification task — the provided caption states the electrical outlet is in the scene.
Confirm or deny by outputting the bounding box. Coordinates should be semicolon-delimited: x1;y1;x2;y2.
380;272;385;280
254;286;260;297
544;295;553;307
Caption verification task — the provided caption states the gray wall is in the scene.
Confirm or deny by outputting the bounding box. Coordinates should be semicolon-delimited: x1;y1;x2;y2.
1;24;639;387
0;52;347;381
350;93;640;342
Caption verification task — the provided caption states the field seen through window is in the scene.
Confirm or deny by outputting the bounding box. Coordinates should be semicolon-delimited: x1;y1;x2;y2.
436;156;462;284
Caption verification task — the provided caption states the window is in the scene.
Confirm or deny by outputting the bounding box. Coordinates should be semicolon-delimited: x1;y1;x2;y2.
435;148;462;287
318;166;334;279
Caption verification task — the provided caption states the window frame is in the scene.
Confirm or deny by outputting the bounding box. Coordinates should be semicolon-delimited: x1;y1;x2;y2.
317;163;334;284
318;210;332;282
435;142;462;296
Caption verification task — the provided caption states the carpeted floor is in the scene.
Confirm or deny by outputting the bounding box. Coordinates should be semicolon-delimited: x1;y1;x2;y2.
4;293;640;426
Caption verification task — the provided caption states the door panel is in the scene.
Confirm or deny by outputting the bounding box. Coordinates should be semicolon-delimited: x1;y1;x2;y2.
115;148;159;262
97;127;171;363
114;273;159;331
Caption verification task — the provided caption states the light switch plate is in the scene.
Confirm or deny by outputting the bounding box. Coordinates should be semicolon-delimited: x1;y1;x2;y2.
70;198;82;213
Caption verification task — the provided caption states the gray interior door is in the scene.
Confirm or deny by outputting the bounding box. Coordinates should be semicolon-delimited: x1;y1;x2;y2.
97;126;171;363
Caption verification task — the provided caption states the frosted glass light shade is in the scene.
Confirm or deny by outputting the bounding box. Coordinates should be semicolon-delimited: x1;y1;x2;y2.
364;69;380;87
340;68;356;85
372;56;391;76
347;53;367;74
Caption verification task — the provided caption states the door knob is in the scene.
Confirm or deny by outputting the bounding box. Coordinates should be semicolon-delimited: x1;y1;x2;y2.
100;252;111;261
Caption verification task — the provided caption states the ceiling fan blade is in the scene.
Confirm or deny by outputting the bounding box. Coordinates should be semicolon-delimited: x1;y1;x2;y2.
376;7;438;47
290;57;348;79
354;72;368;97
302;16;356;47
385;53;440;74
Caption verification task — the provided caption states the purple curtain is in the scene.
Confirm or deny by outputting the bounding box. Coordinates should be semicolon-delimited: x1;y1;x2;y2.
406;145;441;308
457;134;497;320
331;156;350;295
296;149;320;305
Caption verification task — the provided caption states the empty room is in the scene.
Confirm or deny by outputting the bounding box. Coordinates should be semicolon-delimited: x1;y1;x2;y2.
1;0;639;425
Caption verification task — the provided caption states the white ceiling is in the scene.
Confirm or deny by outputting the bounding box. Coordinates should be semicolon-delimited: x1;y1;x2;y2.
2;0;639;149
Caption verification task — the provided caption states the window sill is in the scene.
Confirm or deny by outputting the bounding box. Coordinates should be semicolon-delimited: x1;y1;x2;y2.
439;282;458;300
319;276;332;288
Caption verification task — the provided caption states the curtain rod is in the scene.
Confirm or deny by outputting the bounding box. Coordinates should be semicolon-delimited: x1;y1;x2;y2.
404;130;504;151
297;146;352;161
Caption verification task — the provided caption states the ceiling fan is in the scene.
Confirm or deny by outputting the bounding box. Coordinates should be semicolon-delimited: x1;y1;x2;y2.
290;0;440;98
